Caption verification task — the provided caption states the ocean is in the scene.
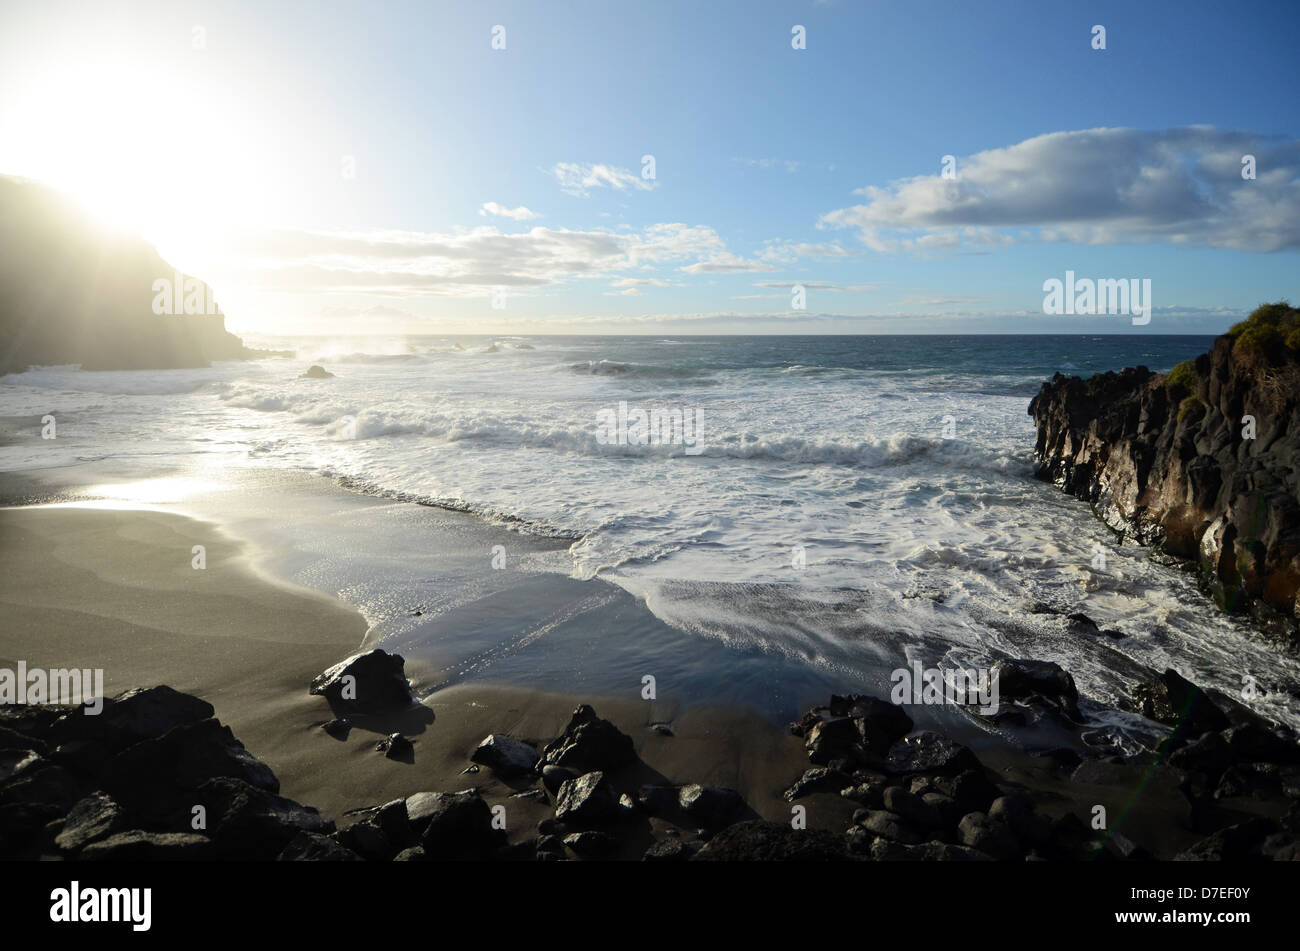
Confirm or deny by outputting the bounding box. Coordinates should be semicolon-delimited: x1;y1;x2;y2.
6;333;1300;735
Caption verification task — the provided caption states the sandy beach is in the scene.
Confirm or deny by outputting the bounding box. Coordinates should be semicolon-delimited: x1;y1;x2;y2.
3;486;1270;862
0;501;836;855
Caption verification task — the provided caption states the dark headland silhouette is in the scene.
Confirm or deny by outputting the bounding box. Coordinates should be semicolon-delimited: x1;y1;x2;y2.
0;174;257;374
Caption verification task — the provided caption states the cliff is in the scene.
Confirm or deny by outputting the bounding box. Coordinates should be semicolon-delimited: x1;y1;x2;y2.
0;174;252;373
1029;303;1300;647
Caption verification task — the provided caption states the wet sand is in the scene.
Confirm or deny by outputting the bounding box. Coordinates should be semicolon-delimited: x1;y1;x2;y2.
0;504;827;853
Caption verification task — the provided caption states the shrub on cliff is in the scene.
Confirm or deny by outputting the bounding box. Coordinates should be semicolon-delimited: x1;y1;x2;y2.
1177;395;1203;422
1227;301;1299;350
1164;360;1199;396
1223;301;1300;378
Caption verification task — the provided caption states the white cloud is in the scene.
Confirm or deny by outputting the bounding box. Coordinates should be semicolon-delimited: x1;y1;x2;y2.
208;221;772;296
819;126;1300;252
552;161;656;197
479;202;539;221
734;157;801;173
752;281;879;292
680;251;778;274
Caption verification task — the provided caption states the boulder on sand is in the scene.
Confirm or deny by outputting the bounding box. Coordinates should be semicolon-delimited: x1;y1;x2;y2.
540;705;635;773
471;734;539;778
310;650;414;716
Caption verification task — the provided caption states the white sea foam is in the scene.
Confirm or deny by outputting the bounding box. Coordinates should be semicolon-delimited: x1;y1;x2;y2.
3;333;1296;728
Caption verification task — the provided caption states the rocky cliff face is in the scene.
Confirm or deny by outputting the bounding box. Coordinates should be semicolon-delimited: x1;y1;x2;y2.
1029;303;1300;647
0;175;251;373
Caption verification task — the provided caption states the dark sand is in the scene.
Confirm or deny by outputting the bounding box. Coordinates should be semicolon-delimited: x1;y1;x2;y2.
0;505;828;853
0;501;1241;858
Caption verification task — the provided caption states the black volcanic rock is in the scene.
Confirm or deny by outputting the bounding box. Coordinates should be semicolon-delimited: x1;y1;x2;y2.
471;734;539;777
540;705;635;773
1029;304;1300;644
677;783;744;827
418;790;504;859
79;830;213;861
692;820;852;861
310;649;415;716
990;658;1082;721
104;718;279;820
197;776;334;860
0;174;255;373
278;831;362;861
554;771;617;825
53;792;126;853
1159;668;1231;736
886;732;981;776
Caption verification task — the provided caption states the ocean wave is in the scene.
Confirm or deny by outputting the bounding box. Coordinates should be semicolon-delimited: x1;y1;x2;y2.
324;352;427;365
566;359;707;381
219;384;1028;474
0;366;220;396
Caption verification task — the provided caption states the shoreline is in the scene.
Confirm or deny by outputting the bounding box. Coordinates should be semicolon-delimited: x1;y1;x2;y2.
2;478;1298;861
0;503;823;839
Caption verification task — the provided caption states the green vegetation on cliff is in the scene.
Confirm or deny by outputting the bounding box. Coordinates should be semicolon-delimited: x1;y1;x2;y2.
1226;301;1300;355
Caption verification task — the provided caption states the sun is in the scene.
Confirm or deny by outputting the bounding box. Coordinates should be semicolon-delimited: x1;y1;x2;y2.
1;53;272;272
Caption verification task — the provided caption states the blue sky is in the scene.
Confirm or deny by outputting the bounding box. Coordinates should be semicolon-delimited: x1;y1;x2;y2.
0;0;1297;333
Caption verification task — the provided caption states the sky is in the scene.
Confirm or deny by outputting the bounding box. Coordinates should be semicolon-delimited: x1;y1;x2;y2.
0;0;1297;335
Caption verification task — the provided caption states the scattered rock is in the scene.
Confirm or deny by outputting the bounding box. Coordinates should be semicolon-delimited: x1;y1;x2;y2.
80;830;212;861
870;839;993;861
643;839;691;862
198;776;335;861
404;791;446;835
1174;817;1279;860
419;790;504;859
1160;669;1231;737
376;733;413;760
988;793;1050;848
882;786;942;829
887;732;981;776
634;785;680;816
990;658;1081;721
692;820;852;861
540;705;636;773
840;781;886;807
805;717;865;766
784;767;850;801
677;784;743;827
53;792;126;853
957;812;1020;860
309;650;414;715
554;771;617;826
321;718;351;740
301;365;334;379
471;734;539;777
563;830;617;857
277;831;362;861
541;764;578;795
104;718;279;817
858;809;924;845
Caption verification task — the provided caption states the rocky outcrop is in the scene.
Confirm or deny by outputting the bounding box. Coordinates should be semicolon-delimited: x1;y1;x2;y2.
0;174;259;373
0;686;336;860
1029;303;1300;645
